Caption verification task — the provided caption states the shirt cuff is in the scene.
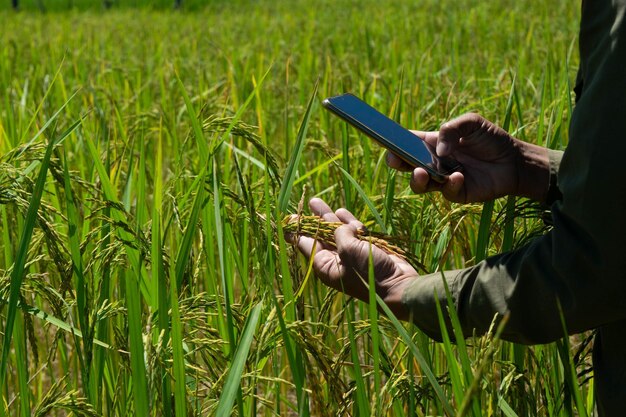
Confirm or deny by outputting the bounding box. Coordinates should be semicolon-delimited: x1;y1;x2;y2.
401;270;462;341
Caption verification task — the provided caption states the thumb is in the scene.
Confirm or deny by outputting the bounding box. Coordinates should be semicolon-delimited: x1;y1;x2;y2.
335;224;396;280
334;223;362;265
335;223;374;277
437;113;485;156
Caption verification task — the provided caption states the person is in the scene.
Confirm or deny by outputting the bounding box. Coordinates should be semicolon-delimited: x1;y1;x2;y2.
289;1;626;415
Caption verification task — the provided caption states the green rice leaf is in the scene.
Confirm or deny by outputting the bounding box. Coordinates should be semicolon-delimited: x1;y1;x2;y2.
498;396;520;417
337;166;387;233
215;302;263;417
372;294;454;415
278;81;318;213
0;113;82;394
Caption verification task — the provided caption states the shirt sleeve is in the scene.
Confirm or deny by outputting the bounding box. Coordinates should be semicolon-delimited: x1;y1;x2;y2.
402;0;626;344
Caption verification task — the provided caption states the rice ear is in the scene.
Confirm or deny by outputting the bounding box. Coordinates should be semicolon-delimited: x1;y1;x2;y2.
283;215;427;272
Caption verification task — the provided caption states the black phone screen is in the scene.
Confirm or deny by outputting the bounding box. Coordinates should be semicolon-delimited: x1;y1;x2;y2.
323;94;460;182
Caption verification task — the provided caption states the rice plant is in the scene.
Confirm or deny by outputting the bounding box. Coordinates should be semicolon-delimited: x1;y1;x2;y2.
0;0;592;415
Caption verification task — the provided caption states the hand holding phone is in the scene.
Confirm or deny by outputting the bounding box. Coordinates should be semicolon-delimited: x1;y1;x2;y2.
322;93;461;183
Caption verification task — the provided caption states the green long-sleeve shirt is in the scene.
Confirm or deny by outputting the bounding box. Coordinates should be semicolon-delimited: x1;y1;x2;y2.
402;1;626;414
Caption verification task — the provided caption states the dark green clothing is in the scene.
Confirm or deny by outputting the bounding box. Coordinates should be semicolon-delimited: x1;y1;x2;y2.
402;1;626;414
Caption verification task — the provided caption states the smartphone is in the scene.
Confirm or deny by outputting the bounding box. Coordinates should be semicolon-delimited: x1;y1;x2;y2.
322;93;461;183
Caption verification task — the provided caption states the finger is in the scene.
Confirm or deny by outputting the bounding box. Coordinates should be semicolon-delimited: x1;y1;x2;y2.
284;214;332;250
313;250;344;289
335;208;364;229
309;197;341;222
334;224;388;272
334;222;359;241
386;151;413;171
293;235;318;258
335;224;397;286
440;171;466;202
294;234;335;257
438;113;485;156
387;131;438;172
334;224;370;281
295;231;346;289
410;167;442;194
302;244;345;288
283;214;299;244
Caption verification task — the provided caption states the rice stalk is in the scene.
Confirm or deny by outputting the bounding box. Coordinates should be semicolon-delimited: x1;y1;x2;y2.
32;377;99;417
282;214;427;272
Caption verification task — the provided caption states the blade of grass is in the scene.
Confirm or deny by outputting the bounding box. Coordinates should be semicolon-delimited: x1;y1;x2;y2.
501;75;517;253
212;159;236;344
367;250;382;415
173;177;205;290
440;276;481;417
276;216;310;415
337;166;387;233
1;188;28;417
90;123;113;415
212;158;245;415
476;75;516;263
500;76;528;387
84;125;153;305
0;113;81;395
498;396;520;417
175;73;209;164
21;304;110;349
125;127;151;417
152;121;172;417
341;122;353;211
169;251;188;417
345;300;369;416
215;302;262;417
433;293;464;411
17;60;68;148
371;293;454;415
85;118;151;416
14;313;29;417
162;156;210;416
169;153;206;417
555;300;588;417
61;145;90;400
278;81;318;214
123;266;150;416
265;170;307;415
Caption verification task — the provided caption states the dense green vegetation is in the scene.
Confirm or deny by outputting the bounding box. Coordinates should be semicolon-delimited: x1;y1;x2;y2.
2;0;223;11
0;1;588;415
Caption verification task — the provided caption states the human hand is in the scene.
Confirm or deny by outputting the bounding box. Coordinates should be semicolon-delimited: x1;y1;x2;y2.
287;198;417;320
387;113;550;203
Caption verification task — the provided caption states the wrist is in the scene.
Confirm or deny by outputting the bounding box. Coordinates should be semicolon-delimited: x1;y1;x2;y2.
514;140;551;202
382;278;416;321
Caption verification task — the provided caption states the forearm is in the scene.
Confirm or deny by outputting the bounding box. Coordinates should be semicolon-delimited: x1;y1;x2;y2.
402;238;567;345
402;214;626;345
402;146;567;343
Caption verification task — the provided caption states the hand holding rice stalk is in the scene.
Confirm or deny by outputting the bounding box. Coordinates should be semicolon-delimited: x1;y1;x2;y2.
283;214;423;268
284;198;423;319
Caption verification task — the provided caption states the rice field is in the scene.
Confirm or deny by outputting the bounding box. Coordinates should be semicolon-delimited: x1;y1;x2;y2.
0;0;590;415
